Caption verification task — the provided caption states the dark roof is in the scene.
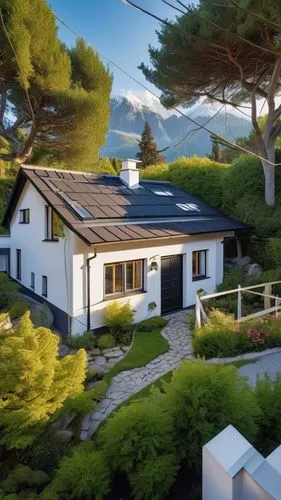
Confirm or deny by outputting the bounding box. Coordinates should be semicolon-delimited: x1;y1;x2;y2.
2;166;251;246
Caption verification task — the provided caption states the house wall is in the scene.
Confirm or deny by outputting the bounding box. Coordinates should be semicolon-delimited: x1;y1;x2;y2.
71;232;225;335
8;182;73;333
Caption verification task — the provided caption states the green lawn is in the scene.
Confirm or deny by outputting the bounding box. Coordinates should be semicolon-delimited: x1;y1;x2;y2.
104;328;169;384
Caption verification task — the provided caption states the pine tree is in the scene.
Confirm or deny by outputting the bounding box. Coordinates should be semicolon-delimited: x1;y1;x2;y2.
0;312;87;449
137;122;162;168
0;0;112;168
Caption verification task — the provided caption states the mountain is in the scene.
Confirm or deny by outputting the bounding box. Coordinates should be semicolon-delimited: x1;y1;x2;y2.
102;91;252;161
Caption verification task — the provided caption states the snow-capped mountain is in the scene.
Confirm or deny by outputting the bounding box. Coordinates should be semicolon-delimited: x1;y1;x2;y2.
102;91;252;161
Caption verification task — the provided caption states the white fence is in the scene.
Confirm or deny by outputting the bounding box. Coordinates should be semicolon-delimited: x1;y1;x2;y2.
195;280;281;328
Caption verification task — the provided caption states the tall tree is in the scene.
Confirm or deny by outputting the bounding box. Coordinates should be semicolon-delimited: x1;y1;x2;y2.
141;0;281;206
0;312;87;449
137;122;162;167
0;0;112;167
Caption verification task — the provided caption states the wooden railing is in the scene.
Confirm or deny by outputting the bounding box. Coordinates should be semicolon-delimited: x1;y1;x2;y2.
195;281;281;328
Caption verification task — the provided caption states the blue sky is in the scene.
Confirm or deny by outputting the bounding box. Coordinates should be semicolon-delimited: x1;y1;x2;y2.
48;0;178;94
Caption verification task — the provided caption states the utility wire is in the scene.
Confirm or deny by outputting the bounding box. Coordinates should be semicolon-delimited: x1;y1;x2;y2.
216;0;281;31
53;8;280;166
0;9;35;122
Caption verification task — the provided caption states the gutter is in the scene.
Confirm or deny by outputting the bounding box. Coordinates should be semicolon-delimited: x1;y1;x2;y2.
87;250;97;331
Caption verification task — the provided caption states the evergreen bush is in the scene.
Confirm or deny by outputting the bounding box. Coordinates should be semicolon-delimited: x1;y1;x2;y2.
255;375;281;455
0;274;19;310
97;333;116;349
66;330;97;350
9;299;30;320
104;301;134;337
136;316;168;332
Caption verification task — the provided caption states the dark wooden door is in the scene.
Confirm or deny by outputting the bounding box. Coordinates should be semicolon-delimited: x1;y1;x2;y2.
161;255;183;315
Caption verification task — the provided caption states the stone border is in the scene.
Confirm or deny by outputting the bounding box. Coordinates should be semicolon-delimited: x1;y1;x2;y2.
206;347;281;365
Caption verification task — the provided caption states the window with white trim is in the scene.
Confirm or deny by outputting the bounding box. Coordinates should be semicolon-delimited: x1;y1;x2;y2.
104;260;143;297
192;250;208;280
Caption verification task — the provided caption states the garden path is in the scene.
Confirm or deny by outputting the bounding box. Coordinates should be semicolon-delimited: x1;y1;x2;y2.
81;310;193;439
238;352;281;387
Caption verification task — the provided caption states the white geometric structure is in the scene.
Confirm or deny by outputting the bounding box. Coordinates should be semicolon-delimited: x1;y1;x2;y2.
203;425;281;499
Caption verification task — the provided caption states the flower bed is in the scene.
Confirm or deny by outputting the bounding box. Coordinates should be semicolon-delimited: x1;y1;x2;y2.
192;309;281;359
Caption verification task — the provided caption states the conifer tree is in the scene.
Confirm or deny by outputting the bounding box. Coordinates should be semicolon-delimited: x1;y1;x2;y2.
0;0;112;168
0;312;87;449
137;122;162;167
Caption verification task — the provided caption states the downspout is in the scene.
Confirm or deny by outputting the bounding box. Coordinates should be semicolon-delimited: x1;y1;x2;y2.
87;250;97;331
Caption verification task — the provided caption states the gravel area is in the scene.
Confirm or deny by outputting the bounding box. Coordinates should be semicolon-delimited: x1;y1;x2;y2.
238;352;281;387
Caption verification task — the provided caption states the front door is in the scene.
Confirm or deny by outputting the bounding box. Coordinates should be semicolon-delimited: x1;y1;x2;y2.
161;255;183;315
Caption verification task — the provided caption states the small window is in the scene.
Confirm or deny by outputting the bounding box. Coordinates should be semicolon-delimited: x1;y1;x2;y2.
176;203;200;212
42;275;48;297
30;272;35;290
153;190;173;196
59;192;94;220
19;209;30;224
105;260;143;297
45;206;60;240
16;249;21;280
192;250;208;281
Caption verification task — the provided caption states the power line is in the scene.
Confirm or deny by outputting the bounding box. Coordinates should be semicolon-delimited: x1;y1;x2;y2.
53;9;280;167
216;0;281;31
0;9;35;122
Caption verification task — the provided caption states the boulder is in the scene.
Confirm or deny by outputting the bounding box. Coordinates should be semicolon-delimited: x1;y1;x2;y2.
31;303;54;328
54;430;74;443
87;363;105;377
58;343;70;358
87;348;101;357
102;347;124;358
246;263;263;278
0;314;12;331
50;413;76;432
233;256;251;268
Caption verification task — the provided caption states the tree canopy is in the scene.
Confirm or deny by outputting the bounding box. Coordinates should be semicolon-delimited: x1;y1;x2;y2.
0;0;112;168
137;121;162;167
0;312;87;449
141;0;281;206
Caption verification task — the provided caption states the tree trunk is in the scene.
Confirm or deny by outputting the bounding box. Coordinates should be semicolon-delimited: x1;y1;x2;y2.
261;140;275;207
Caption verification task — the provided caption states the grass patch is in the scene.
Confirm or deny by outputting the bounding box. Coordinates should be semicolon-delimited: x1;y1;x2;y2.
104;327;169;384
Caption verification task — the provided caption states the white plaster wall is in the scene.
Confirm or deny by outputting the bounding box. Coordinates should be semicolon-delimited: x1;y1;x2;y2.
241;470;273;500
0;235;11;247
8;182;73;316
71;233;225;334
203;448;235;500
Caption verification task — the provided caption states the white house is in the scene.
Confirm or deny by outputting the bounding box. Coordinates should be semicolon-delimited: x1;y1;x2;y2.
203;425;281;499
1;160;249;336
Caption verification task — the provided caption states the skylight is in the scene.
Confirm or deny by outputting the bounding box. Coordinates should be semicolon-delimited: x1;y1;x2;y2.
58;192;94;220
153;190;173;196
176;203;201;212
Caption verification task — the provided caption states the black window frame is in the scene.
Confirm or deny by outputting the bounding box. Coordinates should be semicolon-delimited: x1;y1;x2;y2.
19;209;30;224
192;250;208;281
42;275;48;297
30;272;35;290
104;259;144;299
16;249;21;280
45;206;59;241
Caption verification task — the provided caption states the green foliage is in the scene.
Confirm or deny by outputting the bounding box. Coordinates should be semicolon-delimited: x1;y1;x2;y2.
164;360;261;469
66;330;97;350
0;3;112;166
0;274;19;309
99;397;177;498
61;381;108;419
0;178;16;232
264;238;281;268
9;299;30;320
0;312;87;449
104;301;134;337
97;333;116;349
136;316;168;332
92;157;117;175
137;122;163;167
140;163;169;181
255;375;281;455
21;434;71;474
54;445;110;500
1;465;49;494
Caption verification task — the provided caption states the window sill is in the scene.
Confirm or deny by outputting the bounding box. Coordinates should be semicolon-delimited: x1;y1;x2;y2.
19;222;30;225
192;276;210;282
42;238;59;243
104;290;147;302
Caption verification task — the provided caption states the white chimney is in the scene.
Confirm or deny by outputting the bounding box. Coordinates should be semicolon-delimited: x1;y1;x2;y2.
120;159;141;189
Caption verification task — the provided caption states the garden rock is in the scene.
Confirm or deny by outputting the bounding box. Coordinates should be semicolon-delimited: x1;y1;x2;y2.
233;256;251;268
0;315;12;331
88;348;101;357
58;343;70;358
55;430;74;442
50;413;75;432
31;303;54;328
90;356;106;366
246;263;263;278
103;347;124;358
87;363;105;377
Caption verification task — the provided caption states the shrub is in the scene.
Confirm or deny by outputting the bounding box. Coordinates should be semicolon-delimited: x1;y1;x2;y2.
66;330;97;350
97;333;116;349
99;397;177;492
136;316;168;332
9;299;30;320
104;301;134;337
21;434;71;474
264;238;281;268
54;444;110;499
255;375;281;455
1;465;49;493
141;163;169;181
164;360;261;470
130;454;179;500
61;381;108;418
0;274;19;310
86;369;98;382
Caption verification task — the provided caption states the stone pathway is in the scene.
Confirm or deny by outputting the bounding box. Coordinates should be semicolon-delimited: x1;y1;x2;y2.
238;352;281;387
81;310;193;439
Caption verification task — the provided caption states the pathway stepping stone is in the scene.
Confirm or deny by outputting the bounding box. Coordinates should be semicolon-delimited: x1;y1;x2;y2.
81;310;194;439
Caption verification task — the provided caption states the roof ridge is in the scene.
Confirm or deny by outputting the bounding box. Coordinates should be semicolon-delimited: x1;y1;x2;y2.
21;164;116;179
